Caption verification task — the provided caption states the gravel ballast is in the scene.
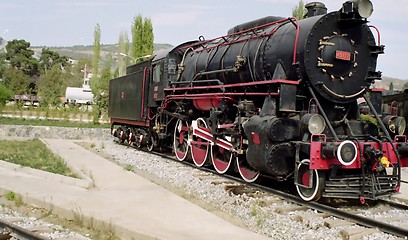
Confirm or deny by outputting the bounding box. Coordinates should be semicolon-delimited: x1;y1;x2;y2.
99;139;403;240
0;125;406;240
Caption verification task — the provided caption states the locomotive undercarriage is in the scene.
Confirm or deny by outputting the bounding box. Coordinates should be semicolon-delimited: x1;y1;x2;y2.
170;88;407;203
292;92;406;202
295;163;400;203
111;89;406;203
294;151;401;203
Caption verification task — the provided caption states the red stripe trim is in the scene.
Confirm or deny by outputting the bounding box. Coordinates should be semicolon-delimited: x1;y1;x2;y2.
110;118;149;127
193;128;233;150
215;139;233;150
190;141;211;146
166;92;278;102
140;67;149;119
218;124;235;129
193;128;212;141
165;79;298;92
368;25;381;45
292;17;300;64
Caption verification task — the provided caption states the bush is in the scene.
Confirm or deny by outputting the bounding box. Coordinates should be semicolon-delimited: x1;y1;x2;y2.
0;83;12;108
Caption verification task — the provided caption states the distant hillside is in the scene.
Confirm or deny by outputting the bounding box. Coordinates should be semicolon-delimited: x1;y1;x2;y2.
31;43;173;61
373;76;408;91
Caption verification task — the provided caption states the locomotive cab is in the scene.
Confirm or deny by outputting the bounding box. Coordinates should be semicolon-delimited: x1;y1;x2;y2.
148;41;198;104
149;50;169;103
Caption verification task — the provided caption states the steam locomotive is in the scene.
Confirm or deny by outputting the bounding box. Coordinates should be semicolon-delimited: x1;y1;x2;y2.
109;0;408;202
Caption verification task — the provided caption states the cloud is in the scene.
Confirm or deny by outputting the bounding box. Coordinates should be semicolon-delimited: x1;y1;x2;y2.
0;3;21;9
252;0;294;3
54;0;116;8
153;12;202;26
152;4;215;26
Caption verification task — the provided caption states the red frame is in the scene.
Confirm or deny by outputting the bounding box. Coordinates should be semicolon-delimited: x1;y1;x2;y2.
164;79;298;92
309;137;408;170
140;67;150;119
110;118;149;127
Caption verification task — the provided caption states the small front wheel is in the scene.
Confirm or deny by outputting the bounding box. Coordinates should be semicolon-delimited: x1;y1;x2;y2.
146;135;155;152
295;159;325;201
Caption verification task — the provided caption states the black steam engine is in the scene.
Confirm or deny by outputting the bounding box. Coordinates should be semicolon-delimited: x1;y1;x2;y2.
109;0;408;202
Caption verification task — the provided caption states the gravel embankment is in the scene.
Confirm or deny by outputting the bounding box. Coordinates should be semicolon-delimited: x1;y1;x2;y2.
0;125;406;240
0;125;107;239
98;139;403;240
0;205;91;239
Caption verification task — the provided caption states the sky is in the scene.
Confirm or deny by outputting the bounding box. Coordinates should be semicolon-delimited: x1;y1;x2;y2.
1;0;407;80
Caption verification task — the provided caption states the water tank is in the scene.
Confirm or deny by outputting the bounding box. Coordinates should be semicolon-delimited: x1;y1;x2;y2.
65;87;94;104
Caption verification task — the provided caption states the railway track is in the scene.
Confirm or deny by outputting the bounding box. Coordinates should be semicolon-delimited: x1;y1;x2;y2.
192;160;408;238
115;140;408;239
0;218;48;240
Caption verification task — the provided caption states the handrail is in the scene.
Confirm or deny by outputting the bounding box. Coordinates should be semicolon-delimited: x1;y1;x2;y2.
178;17;301;64
368;25;381;45
165;79;298;92
290;17;300;64
141;66;150;119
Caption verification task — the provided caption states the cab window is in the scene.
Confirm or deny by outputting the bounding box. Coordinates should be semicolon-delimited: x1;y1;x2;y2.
153;65;161;83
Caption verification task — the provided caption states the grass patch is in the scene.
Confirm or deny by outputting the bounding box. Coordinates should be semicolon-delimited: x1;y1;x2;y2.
124;164;134;172
5;191;16;201
0;139;78;178
5;191;23;207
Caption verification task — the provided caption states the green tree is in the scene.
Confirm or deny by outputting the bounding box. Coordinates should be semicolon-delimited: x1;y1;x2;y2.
404;82;408;90
39;48;69;74
389;82;394;91
131;15;144;63
292;0;307;20
0;83;11;109
0;52;7;79
92;24;101;79
124;32;130;65
37;64;63;107
5;39;39;77
92;54;112;124
2;67;30;95
117;32;129;76
131;15;154;63
142;18;154;58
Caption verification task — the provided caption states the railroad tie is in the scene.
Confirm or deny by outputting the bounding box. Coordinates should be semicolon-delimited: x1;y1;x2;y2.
340;228;380;240
275;206;309;214
323;219;354;228
294;212;330;222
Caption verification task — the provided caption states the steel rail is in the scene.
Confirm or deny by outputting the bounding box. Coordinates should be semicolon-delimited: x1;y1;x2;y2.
377;199;408;211
0;218;48;240
249;182;408;238
118;140;408;238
